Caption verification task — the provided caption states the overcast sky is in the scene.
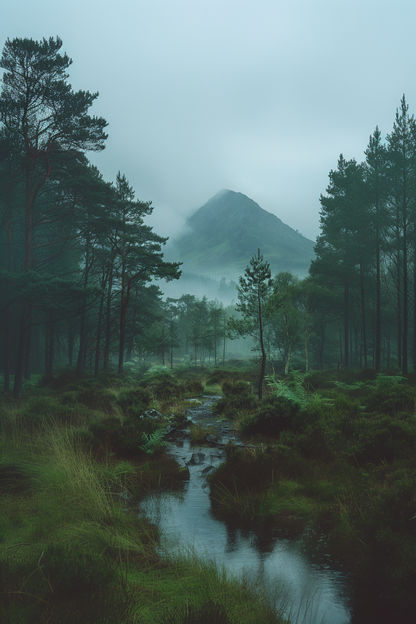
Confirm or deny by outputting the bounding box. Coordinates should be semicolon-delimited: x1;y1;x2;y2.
2;0;416;243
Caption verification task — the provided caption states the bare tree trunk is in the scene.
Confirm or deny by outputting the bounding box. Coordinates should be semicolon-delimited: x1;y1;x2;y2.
94;292;105;376
4;308;11;393
344;280;349;367
103;262;113;372
13;304;31;398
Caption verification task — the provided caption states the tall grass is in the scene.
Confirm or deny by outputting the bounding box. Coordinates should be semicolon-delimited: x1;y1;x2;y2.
0;381;290;623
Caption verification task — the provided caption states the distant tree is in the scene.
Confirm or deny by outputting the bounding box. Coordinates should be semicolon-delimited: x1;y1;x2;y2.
164;298;180;368
209;300;225;366
110;172;181;373
177;294;196;356
268;272;303;374
188;296;212;372
228;249;272;399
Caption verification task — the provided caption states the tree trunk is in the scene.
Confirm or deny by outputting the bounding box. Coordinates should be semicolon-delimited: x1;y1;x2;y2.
68;321;74;368
13;304;31;399
94;293;105;376
258;286;266;399
103;262;113;372
45;323;50;375
48;322;54;375
77;306;86;376
413;258;416;370
403;215;408;374
375;232;381;372
360;262;368;368
4;308;11;393
344;281;349;367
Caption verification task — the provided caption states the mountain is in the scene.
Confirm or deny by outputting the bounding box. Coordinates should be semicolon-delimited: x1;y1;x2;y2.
166;189;315;280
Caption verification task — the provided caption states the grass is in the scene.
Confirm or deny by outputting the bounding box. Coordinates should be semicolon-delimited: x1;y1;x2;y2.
189;423;217;445
207;368;416;610
5;364;416;619
0;373;288;624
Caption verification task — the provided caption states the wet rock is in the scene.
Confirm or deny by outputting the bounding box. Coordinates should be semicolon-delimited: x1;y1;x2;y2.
186;452;206;466
229;439;245;447
201;465;215;475
140;409;163;420
205;434;218;445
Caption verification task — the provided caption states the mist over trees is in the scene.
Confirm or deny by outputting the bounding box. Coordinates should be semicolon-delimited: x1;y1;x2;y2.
224;96;416;380
2;36;416;392
0;37;181;396
307;95;416;374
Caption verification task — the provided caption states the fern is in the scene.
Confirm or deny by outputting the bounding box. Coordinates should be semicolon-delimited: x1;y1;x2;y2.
267;369;333;411
139;429;168;454
266;370;309;410
333;381;365;390
375;373;407;387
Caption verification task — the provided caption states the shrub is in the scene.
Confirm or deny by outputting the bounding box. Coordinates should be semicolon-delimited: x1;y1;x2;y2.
213;380;257;419
189;423;216;445
117;387;152;417
238;395;294;436
221;380;253;397
365;384;416;416
351;414;416;463
184;379;204;395
144;377;185;401
76;386;117;412
206;369;231;386
22;395;73;424
89;416;165;458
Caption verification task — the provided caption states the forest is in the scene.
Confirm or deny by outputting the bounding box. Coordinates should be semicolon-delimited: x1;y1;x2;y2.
2;36;416;395
2;36;416;624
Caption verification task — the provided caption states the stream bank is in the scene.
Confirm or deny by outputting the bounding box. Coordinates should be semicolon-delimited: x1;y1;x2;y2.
140;396;352;624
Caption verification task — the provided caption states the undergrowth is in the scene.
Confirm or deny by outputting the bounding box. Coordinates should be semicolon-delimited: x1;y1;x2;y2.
0;367;286;624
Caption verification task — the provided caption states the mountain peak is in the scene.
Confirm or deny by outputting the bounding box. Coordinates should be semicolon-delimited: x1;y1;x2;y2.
168;190;315;279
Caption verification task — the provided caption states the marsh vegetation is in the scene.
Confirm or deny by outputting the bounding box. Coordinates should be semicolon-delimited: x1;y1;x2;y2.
1;363;416;622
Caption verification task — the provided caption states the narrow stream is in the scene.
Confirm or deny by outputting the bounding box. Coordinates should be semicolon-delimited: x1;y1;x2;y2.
140;397;352;623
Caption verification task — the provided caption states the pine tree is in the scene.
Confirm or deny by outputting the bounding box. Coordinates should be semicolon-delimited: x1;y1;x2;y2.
386;95;416;373
0;36;108;397
228;249;272;399
364;126;389;371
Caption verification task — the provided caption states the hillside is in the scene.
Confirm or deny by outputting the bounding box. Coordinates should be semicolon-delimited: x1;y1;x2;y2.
166;189;315;279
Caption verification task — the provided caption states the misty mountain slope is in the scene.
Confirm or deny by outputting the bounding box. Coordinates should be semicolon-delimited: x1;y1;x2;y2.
166;189;315;279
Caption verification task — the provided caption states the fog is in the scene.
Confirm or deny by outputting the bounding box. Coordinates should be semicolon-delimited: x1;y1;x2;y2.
2;0;416;245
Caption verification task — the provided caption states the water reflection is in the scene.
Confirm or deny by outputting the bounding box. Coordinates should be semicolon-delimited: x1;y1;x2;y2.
140;439;352;624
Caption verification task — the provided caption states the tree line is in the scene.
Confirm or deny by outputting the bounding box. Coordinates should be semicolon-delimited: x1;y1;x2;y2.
231;96;416;383
0;36;183;397
3;37;414;397
311;95;416;374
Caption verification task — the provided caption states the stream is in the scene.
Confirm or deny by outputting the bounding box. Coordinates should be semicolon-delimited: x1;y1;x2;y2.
140;396;352;623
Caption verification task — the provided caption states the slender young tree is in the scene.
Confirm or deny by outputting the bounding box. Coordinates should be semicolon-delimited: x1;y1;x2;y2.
228;249;272;399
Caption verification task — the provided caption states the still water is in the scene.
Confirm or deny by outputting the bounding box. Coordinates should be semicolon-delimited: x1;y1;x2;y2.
140;431;352;624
